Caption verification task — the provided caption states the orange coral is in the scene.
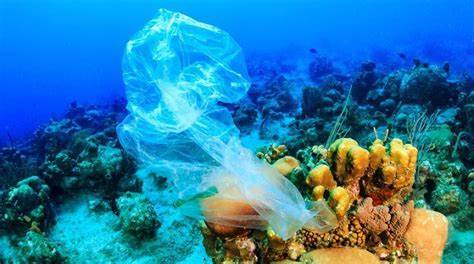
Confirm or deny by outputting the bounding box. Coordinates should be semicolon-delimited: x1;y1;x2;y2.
404;209;448;264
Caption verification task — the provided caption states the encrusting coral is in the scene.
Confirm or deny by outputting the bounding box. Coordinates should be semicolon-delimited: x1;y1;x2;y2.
200;136;447;263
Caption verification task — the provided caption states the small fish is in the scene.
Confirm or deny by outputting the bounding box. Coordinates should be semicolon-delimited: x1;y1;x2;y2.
173;186;218;208
422;62;430;68
309;48;318;54
443;62;450;73
398;53;407;59
413;59;421;67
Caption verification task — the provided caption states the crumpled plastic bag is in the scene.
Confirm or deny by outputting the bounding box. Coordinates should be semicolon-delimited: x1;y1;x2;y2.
117;9;336;239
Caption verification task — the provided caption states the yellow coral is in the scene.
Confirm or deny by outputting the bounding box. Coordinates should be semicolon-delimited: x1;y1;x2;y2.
369;139;386;170
328;187;352;219
273;156;300;177
312;185;326;201
287;241;306;260
306;164;336;189
366;138;418;204
327;138;369;184
382;165;396;184
267;228;286;250
386;139;417;189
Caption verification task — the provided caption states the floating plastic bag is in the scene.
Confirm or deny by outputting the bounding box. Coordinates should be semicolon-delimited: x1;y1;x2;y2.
117;9;336;239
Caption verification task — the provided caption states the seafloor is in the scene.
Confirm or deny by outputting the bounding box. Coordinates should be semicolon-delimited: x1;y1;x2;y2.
0;51;473;263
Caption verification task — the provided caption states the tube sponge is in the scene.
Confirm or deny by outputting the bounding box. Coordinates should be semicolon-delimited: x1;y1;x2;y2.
117;9;337;239
327;138;369;185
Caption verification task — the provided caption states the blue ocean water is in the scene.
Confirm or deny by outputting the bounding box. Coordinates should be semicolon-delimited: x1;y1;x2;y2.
0;0;473;143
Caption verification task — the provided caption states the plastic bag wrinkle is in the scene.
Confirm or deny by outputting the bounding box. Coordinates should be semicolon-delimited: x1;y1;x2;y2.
117;9;337;239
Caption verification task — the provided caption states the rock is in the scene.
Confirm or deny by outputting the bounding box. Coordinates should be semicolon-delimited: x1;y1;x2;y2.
379;98;396;113
300;248;380;263
404;209;448;264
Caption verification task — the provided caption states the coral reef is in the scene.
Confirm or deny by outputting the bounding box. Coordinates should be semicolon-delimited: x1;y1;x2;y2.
0;102;171;262
0;147;37;190
36;102;141;200
201;137;424;263
0;42;472;263
400;64;455;108
0;176;53;234
116;192;160;239
352;62;379;103
16;231;65;263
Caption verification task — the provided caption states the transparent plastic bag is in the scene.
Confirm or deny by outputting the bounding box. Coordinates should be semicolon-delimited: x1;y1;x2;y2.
117;9;337;239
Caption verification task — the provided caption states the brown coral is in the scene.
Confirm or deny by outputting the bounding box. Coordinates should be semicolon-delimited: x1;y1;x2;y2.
386;200;414;242
355;197;391;235
223;236;257;263
200;223;258;263
296;216;367;250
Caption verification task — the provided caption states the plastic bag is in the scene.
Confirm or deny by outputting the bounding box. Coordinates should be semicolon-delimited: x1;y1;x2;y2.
117;9;336;239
